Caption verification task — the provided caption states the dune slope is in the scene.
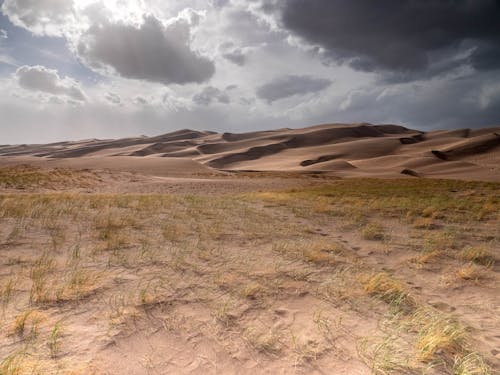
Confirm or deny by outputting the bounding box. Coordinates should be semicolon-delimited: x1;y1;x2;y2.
1;123;499;181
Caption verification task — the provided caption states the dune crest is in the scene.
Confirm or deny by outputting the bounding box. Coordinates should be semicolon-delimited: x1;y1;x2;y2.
1;123;499;181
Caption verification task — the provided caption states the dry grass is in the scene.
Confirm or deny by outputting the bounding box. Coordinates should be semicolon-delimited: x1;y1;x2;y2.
242;283;263;300
0;278;14;309
413;217;438;230
12;310;46;339
361;272;416;313
56;268;102;302
412;308;468;362
358;335;418;375
460;246;495;266
421;206;444;219
244;327;283;356
416;249;445;264
453;352;493;375
0;175;498;374
29;252;56;304
47;322;63;359
361;222;385;240
0;165;99;189
272;239;345;265
456;263;485;281
302;242;343;265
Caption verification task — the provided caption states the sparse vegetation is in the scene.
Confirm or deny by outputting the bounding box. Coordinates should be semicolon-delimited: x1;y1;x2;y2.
413;308;467;362
0;165;99;189
453;352;493;375
413;217;438;230
12;310;45;340
244;327;283;356
362;222;386;240
457;263;485;281
460;246;494;266
361;272;416;313
47;323;63;359
0;171;498;374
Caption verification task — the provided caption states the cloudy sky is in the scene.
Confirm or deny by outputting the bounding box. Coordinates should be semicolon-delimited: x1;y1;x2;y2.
0;0;499;143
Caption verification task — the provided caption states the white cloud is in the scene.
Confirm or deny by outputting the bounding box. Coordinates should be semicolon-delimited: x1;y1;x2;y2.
15;65;86;101
0;29;7;39
104;92;121;105
0;54;17;66
0;0;498;146
1;0;75;37
1;0;216;86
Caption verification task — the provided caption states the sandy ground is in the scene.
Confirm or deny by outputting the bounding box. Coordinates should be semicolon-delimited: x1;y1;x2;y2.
0;123;499;374
0;164;498;374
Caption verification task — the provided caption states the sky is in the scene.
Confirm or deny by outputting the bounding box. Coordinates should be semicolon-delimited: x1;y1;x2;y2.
0;0;499;144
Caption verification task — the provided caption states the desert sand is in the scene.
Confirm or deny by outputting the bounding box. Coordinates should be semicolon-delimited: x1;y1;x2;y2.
0;123;499;374
1;123;499;182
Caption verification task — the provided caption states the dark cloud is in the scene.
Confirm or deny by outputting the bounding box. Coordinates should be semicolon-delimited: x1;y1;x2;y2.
16;65;86;101
77;15;215;85
258;0;281;14
323;72;500;130
193;86;230;105
469;43;500;71
280;0;500;80
256;74;331;103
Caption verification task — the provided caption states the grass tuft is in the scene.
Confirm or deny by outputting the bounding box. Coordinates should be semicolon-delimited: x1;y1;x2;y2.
12;310;46;340
413;217;438;230
460;246;494;266
456;263;485;281
362;223;385;240
413;308;467;362
48;322;63;358
361;272;416;313
452;352;493;375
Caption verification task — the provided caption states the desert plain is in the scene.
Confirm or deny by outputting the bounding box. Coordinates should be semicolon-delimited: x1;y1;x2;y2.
0;123;499;374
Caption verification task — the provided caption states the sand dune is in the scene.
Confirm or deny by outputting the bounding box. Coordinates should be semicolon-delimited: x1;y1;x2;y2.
431;133;500;160
1;123;499;181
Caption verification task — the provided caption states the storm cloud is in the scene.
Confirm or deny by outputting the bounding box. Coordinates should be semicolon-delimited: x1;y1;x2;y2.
0;0;499;145
77;15;215;85
280;0;500;80
257;74;332;103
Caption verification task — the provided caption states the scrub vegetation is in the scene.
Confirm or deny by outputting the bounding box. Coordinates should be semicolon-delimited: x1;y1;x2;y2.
0;166;498;374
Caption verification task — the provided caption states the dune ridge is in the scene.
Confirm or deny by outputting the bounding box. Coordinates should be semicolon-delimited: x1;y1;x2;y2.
1;123;499;181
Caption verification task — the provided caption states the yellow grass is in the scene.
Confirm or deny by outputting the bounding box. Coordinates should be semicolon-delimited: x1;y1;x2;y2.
361;272;416;312
0;176;497;374
413;308;467;362
460;246;494;266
